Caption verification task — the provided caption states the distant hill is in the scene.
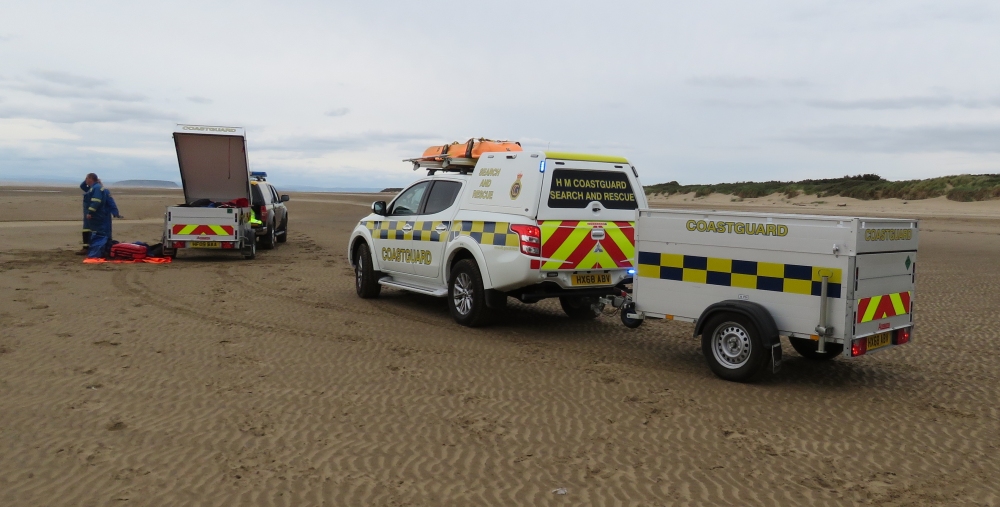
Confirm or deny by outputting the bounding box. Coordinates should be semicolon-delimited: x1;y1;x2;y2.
380;188;403;193
645;174;1000;202
112;179;180;188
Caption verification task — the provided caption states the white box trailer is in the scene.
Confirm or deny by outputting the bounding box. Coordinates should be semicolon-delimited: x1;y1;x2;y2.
609;209;917;382
162;125;257;259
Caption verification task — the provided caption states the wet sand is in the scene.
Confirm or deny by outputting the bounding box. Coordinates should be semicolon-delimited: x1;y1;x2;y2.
1;185;998;506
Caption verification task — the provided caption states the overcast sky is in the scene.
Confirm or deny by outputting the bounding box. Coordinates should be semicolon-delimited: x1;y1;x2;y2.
1;0;999;188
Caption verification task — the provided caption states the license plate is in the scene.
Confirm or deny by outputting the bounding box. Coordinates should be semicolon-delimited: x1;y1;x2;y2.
867;331;892;351
571;273;612;286
190;241;221;249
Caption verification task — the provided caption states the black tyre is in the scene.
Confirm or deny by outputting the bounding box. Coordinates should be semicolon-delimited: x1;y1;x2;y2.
354;243;382;299
559;295;604;320
620;302;643;328
789;338;843;360
277;216;288;243
700;312;771;382
243;240;256;260
448;259;491;327
261;221;277;249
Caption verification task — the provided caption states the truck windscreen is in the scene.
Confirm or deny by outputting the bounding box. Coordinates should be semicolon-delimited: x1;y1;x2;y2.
547;168;638;210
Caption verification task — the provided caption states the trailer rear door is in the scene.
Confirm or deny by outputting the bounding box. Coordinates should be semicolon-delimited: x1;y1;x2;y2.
173;125;251;204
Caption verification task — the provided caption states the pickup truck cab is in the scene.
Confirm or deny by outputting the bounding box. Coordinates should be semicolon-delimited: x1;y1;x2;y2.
249;173;290;249
348;150;646;326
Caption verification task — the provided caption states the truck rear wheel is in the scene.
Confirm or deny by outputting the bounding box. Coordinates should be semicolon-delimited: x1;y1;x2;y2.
277;217;288;243
261;221;276;249
701;313;770;382
790;338;843;360
559;296;604;320
355;243;381;299
448;259;491;327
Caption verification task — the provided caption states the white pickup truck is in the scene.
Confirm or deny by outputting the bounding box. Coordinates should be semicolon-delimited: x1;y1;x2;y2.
607;209;918;382
162;125;257;259
349;150;646;326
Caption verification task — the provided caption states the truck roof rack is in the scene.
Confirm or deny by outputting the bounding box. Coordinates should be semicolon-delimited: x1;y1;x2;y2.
403;155;477;175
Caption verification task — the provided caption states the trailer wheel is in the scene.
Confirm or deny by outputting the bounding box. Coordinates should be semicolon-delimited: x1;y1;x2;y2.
354;243;381;299
701;313;770;382
243;240;256;260
789;338;843;360
448;259;491;327
620;302;643;328
560;296;604;320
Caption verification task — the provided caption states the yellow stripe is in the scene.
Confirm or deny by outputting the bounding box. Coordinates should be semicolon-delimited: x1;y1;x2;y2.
889;292;907;315
179;225;197;235
862;295;882;323
605;225;635;259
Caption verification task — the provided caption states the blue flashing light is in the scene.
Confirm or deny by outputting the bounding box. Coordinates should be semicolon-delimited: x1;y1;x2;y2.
539;160;546;173
250;171;267;178
627;268;636;275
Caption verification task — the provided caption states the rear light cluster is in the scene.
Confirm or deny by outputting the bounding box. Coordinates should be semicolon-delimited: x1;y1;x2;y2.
510;224;541;256
851;327;912;357
173;241;186;248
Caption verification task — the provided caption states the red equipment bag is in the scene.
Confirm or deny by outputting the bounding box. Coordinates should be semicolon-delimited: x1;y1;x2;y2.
110;243;148;261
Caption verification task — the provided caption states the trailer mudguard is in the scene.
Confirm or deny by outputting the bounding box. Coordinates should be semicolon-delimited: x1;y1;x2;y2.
693;300;780;349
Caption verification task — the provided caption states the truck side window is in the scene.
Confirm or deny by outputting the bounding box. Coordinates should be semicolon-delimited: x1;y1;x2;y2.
269;186;280;204
389;182;429;216
422;181;462;215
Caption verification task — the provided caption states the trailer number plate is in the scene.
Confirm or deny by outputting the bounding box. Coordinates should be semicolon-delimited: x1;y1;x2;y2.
190;242;221;249
572;273;612;286
867;331;892;351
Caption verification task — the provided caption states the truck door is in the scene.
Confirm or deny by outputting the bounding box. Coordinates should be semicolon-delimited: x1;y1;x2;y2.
410;180;464;279
535;161;644;275
374;181;430;275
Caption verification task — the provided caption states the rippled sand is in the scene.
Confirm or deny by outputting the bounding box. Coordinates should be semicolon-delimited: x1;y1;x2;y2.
1;187;997;506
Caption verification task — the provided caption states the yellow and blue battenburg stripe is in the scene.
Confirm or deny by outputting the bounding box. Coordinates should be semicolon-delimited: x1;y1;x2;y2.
450;221;519;247
363;220;450;242
637;251;842;298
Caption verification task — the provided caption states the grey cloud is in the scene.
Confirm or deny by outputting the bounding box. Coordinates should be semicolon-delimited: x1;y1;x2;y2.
687;76;767;88
0;102;177;123
187;96;213;104
788;124;1000;153
253;131;435;153
325;107;350;117
32;70;107;88
807;96;1000;110
3;71;147;102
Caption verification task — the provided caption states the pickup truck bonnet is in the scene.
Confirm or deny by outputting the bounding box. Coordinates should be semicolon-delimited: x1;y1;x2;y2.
173;125;251;204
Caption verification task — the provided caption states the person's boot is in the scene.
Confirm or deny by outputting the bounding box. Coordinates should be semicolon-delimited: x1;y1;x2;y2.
76;245;89;255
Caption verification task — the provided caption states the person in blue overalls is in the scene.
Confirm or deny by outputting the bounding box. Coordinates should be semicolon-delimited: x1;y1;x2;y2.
83;173;123;258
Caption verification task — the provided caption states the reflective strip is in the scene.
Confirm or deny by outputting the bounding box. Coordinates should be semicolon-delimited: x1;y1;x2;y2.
540;221;635;271
636;251;843;298
857;291;912;323
363;220;450;242
171;224;236;236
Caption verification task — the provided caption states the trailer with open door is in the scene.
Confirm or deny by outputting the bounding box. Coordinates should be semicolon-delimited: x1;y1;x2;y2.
162;125;257;259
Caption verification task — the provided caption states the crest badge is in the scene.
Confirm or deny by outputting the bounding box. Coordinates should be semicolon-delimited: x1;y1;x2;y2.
509;173;523;200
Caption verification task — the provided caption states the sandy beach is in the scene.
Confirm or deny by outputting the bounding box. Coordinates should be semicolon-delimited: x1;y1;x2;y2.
1;185;998;506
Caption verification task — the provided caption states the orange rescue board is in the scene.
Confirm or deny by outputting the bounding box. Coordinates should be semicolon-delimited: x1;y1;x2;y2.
422;138;522;160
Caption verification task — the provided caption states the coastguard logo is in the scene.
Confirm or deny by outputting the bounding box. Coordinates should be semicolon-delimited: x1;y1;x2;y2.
510;173;523;200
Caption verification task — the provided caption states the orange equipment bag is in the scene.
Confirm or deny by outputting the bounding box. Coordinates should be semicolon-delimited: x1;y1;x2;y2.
421;138;522;160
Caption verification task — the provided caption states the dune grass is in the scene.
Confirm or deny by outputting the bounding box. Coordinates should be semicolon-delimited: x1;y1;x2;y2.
644;174;1000;202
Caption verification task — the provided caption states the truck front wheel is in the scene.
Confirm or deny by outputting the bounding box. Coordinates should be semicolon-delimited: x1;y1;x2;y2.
701;313;770;382
448;259;491;327
559;296;604;320
789;338;843;360
355;243;382;298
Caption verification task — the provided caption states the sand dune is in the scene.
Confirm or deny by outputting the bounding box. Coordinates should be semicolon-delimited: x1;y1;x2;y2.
0;187;998;506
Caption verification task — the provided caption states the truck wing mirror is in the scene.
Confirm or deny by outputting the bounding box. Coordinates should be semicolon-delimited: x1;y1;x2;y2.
280;194;290;202
372;201;387;216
